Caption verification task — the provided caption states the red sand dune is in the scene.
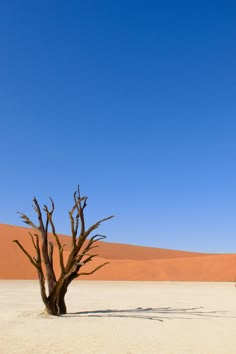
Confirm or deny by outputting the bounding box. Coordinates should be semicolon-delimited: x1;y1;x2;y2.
0;223;236;281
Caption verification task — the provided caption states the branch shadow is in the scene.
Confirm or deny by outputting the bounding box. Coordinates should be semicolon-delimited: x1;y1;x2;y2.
64;306;233;322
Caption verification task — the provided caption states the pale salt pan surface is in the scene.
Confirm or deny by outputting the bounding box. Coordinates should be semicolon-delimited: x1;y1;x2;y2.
0;280;236;353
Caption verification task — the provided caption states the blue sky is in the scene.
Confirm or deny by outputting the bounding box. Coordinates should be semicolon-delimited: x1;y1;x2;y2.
0;1;236;252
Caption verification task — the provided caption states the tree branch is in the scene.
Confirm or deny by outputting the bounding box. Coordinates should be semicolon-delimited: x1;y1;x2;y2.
77;262;109;277
69;190;87;249
49;241;53;268
44;200;65;275
33;197;46;233
80;254;98;265
13;240;38;269
76;216;113;252
76;234;106;264
32;198;57;291
35;234;47;303
29;232;37;251
18;212;38;230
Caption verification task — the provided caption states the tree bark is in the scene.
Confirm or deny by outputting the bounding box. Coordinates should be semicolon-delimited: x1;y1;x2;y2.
45;285;68;315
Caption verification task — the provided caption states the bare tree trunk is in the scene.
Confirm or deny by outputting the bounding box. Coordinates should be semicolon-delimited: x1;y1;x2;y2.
45;295;67;315
56;281;68;315
43;277;69;315
44;287;67;315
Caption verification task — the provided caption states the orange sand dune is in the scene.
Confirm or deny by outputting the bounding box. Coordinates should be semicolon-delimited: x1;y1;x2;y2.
0;223;236;281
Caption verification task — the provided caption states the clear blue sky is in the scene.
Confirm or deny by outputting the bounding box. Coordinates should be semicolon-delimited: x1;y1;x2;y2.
0;1;236;253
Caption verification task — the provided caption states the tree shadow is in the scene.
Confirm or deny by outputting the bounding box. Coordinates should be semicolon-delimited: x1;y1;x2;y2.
64;306;233;322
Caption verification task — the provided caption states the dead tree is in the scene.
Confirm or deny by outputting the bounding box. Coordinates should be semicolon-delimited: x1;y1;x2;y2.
13;187;113;316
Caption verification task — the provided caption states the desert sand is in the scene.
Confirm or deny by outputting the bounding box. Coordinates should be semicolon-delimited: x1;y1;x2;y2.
0;280;236;353
1;224;236;281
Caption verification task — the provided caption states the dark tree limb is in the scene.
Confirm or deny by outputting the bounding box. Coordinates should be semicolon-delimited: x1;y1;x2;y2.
76;216;113;251
49;242;54;268
32;198;57;293
69;190;87;249
44;201;65;275
13;240;38;269
29;232;37;251
18;212;38;230
77;262;110;277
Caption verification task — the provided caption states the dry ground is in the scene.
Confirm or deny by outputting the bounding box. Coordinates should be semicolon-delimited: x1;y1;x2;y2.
0;281;236;353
